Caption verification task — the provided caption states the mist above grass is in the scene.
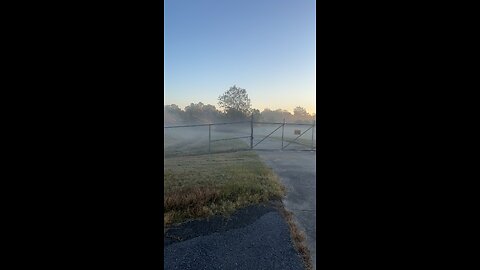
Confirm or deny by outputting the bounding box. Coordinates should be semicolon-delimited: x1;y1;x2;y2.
165;102;316;126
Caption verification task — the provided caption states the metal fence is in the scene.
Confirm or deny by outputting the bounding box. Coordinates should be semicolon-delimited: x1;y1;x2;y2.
164;116;316;157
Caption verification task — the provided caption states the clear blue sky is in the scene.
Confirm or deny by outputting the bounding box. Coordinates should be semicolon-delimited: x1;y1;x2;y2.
164;0;316;114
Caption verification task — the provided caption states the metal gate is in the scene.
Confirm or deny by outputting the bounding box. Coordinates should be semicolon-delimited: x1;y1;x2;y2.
164;118;316;157
251;119;316;151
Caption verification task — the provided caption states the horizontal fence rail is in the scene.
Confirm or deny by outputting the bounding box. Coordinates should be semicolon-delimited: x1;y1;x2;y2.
252;121;314;126
282;125;314;150
164;118;316;156
210;136;251;142
253;124;284;148
164;121;250;128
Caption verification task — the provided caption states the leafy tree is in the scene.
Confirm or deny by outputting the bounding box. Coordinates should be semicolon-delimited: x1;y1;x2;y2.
164;104;183;113
293;106;308;118
260;108;274;122
251;108;261;122
218;85;251;120
164;104;186;123
293;106;312;123
260;108;292;122
184;102;222;123
202;104;221;122
184;102;204;122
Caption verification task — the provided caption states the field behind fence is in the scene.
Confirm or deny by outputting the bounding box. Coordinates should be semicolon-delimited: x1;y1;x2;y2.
164;120;316;158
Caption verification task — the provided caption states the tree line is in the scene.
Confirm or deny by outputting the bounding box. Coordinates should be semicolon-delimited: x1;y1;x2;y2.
164;85;316;124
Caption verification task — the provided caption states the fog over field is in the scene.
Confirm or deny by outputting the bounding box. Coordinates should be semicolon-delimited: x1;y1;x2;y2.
164;88;315;156
165;120;316;157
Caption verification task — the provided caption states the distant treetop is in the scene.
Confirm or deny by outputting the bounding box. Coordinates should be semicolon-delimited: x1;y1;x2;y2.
218;85;252;120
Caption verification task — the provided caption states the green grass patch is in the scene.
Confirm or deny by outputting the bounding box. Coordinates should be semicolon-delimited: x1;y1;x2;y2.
164;137;250;158
164;150;285;226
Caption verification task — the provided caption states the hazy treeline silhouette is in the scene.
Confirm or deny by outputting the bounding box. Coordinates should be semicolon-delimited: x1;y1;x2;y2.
164;102;316;125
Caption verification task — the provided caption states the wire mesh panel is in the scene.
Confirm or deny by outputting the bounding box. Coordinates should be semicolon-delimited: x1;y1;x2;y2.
282;123;316;150
164;121;251;157
251;123;284;150
164;125;210;157
164;120;316;157
210;122;251;153
251;122;316;151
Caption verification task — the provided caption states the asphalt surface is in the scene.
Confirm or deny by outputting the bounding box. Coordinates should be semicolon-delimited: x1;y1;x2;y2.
255;151;316;269
164;204;305;270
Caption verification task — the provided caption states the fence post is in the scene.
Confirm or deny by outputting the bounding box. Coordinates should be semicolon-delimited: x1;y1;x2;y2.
281;118;285;150
208;124;211;153
250;114;254;149
311;120;315;150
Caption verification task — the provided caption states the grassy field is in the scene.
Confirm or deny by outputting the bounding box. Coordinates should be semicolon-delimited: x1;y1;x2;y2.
164;150;285;226
164;130;250;157
164;124;316;157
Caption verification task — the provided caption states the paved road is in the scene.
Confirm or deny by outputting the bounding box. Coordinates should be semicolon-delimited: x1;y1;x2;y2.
256;150;316;269
164;204;305;270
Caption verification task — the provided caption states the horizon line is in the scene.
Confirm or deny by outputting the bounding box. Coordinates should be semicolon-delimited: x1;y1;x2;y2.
164;103;316;115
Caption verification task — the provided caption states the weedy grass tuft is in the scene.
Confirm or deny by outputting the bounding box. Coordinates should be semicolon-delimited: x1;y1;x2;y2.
164;150;285;226
278;206;313;270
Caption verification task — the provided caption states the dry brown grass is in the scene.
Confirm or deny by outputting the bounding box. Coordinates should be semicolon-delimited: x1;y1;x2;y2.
164;151;285;226
164;145;312;269
278;205;313;270
164;187;221;211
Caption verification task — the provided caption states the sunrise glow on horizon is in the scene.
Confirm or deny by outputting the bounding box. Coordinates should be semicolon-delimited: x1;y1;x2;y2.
164;0;316;115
